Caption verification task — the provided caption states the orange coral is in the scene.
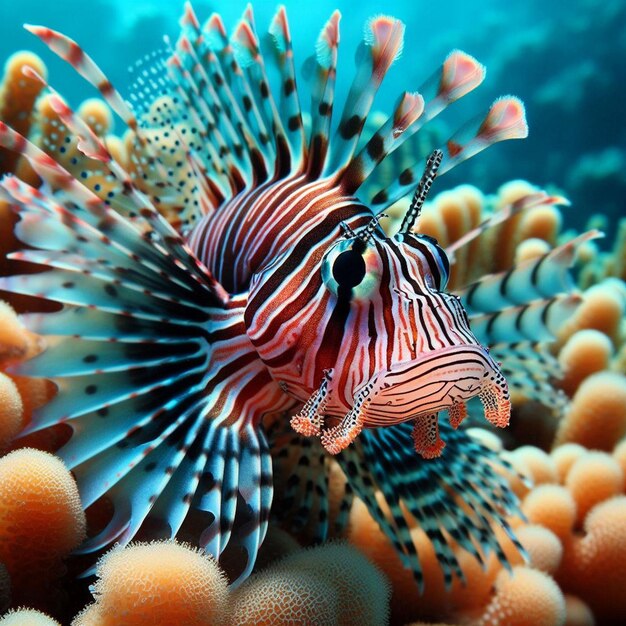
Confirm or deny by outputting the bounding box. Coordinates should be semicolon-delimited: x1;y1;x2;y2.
0;374;22;450
557;330;613;396
521;485;576;542
88;541;228;626
0;51;47;176
560;280;624;345
515;525;563;575
476;566;566;626
554;372;626;450
551;444;587;484
559;497;626;623
0;448;85;607
564;452;624;525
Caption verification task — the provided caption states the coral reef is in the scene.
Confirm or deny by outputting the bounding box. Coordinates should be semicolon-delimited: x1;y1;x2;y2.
80;542;228;626
0;608;60;625
0;27;624;623
0;448;86;611
66;540;389;626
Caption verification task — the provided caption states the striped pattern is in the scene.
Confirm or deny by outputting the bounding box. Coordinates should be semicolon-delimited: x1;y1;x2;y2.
0;3;576;589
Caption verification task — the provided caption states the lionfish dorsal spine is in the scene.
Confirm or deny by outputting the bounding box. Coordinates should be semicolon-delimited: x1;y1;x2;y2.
324;15;405;179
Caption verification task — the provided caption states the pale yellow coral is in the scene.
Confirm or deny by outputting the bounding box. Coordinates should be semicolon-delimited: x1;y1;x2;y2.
228;567;340;626
551;444;587;484
563;595;595;626
0;51;47;176
0;608;60;625
272;542;390;626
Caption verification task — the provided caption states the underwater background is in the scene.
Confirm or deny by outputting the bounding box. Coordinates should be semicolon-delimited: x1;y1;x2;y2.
0;1;625;625
1;0;624;233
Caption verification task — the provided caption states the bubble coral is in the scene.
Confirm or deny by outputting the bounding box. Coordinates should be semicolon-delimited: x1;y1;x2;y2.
87;541;228;626
0;449;86;606
0;608;60;625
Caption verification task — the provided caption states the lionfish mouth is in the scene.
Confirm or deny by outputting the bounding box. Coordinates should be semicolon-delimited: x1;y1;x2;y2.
291;344;510;457
365;344;511;457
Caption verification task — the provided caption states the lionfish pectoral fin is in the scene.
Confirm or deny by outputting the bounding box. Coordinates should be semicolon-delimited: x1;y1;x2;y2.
335;423;525;592
289;369;332;437
411;413;446;459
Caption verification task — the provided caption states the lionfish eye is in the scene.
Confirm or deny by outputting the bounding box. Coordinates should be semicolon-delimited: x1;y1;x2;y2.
333;249;367;288
322;238;381;299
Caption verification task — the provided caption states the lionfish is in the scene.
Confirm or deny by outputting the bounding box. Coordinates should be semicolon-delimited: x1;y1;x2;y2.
0;3;589;587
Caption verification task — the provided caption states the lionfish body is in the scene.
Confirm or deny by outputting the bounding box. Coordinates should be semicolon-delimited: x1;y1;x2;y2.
0;3;590;586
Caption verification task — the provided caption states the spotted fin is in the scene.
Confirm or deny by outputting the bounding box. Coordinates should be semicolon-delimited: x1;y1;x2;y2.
0;126;289;583
272;421;525;592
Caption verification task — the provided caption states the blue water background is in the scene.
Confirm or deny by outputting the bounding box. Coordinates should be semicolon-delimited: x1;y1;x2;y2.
0;0;624;231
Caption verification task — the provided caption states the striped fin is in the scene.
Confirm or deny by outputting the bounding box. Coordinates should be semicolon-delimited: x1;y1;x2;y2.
304;10;340;178
268;7;306;166
338;423;524;591
324;15;405;177
25;24;170;182
0;124;230;304
469;294;581;345
370;96;528;209
458;231;602;315
208;13;275;177
2;164;287;584
231;7;292;176
444;192;569;262
340;91;425;194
